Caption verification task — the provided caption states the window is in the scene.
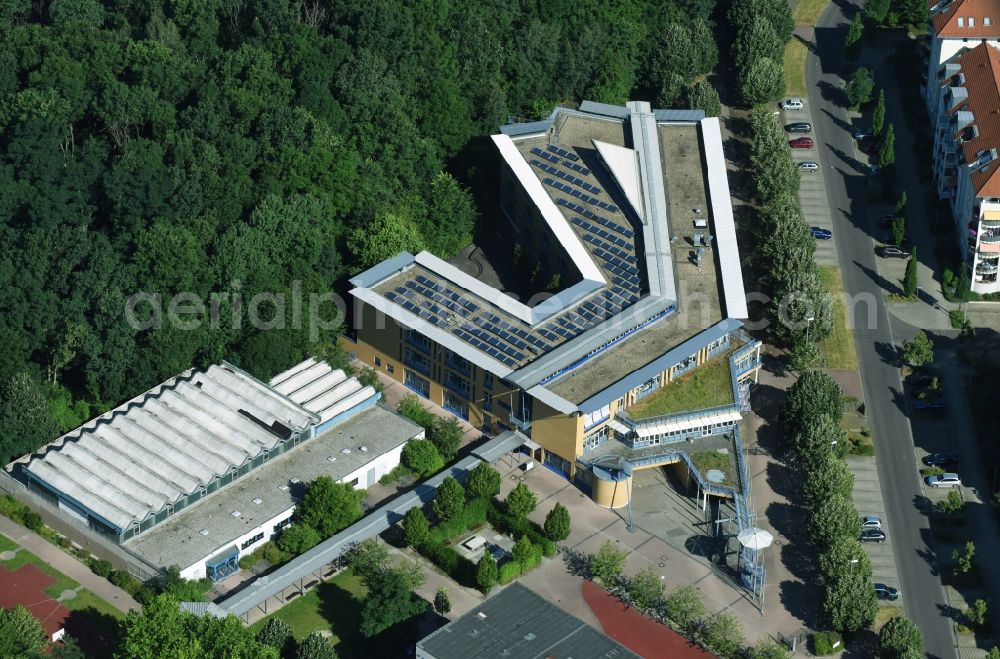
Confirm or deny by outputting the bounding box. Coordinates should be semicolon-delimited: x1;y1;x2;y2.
347;477;359;488
483;372;493;390
386;364;394;374
958;17;965;27
274;516;293;532
374;356;382;368
483;392;493;412
583;427;609;453
241;532;265;550
986;17;992;25
969;17;975;26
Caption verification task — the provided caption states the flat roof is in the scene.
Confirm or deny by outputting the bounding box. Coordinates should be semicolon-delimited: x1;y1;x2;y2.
542;124;724;405
124;404;422;570
13;363;318;532
417;582;640;659
350;100;746;410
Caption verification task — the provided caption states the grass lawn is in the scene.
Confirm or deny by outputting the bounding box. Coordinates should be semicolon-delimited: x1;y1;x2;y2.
793;0;830;26
818;266;859;371
783;39;808;97
628;353;734;420
0;535;79;596
689;451;734;486
0;533;17;552
874;606;904;630
251;569;368;655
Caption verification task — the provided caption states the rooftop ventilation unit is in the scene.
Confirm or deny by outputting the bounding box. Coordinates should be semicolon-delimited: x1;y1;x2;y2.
477;612;487;620
278;484;290;492
327;455;337;462
340;448;351;454
252;498;262;505
290;478;300;484
359;446;369;452
231;511;241;518
199;529;209;536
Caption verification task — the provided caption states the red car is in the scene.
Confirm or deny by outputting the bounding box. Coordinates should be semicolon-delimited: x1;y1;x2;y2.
789;137;815;149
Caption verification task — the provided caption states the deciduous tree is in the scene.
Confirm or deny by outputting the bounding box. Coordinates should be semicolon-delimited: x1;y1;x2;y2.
873;89;886;136
505;482;537;520
433;477;465;522
360;569;427;638
903;330;934;367
475;554;498;594
879;615;923;658
466;462;502;499
401;439;444;477
823;572;878;633
591;541;627;586
544;503;572;541
402;507;430;548
296;476;364;538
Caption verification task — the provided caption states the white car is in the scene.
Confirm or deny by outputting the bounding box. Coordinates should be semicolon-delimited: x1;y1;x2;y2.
861;515;882;529
798;161;819;172
926;473;962;488
779;98;804;111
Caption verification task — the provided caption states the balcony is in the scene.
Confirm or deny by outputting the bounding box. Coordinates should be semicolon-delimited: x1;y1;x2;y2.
403;350;430;376
444;353;470;376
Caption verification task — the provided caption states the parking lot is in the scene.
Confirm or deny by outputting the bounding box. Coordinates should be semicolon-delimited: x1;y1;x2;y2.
847;456;901;591
779;99;839;267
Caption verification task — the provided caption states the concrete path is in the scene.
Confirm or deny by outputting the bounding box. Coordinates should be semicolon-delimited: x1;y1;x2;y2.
846;457;900;589
0;515;140;613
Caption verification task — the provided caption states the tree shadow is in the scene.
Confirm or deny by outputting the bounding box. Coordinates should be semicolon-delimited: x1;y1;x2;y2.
852;260;899;296
817;80;849;109
315;580;365;658
820;107;854;133
777;579;821;629
62;606;122;659
560;546;592;579
841;628;879;658
826;145;868;175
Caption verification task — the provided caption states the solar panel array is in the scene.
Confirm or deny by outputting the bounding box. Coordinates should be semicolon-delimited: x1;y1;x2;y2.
563;159;590;175
547;144;579;161
555;199;634;238
530;147;561;164
531;160;603;194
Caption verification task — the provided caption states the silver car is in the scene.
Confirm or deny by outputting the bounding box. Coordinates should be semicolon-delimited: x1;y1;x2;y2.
926;473;962;488
798;161;819;172
780;98;804;110
861;515;882;529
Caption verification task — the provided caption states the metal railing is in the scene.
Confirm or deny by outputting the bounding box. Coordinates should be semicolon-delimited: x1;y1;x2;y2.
617;403;740;431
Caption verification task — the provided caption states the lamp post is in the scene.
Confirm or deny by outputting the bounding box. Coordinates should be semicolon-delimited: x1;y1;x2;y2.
848;558;859;574
805;315;816;343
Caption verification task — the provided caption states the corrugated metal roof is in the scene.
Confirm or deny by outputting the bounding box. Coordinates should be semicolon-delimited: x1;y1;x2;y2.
578;100;630;118
700;118;749;320
348;252;415;288
20;363;318;532
654;108;706;122
500;119;554;137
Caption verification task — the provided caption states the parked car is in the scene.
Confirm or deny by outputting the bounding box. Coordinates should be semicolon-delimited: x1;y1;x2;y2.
860;529;887;543
786;122;812;133
914;397;946;410
869;163;882;175
779;98;804;110
861;515;882;529
852;127;873;140
923;452;959;469
876;245;912;259
859;140;877;155
798;161;819;172
908;370;939;388
874;583;900;601
926;473;962;488
810;226;833;240
789;137;815;149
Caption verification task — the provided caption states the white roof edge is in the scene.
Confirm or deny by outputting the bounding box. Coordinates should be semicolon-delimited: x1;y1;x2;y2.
699;118;749;320
490;133;605;284
634;409;742;438
350;287;515;377
592;140;643;221
526;385;578;415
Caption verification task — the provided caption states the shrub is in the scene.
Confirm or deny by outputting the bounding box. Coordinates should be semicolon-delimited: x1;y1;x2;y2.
433;477;465;522
397;394;436;430
591;541;627;586
475;554;498;594
110;569;140;593
466;463;502;499
134;585;156;605
498;561;521;584
505;483;537;520
427;497;489;545
57;536;72;549
88;558;113;578
811;631;841;655
401;439;444;477
434;587;451;615
22;511;43;532
402;507;430;547
544;503;571;541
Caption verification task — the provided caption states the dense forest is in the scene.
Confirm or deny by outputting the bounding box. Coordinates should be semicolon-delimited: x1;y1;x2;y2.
0;0;719;463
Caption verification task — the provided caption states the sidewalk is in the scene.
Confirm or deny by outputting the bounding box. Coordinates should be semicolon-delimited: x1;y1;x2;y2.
0;515;140;613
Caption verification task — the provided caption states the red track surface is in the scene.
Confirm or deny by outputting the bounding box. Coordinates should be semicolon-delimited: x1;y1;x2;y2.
582;580;715;659
0;563;69;640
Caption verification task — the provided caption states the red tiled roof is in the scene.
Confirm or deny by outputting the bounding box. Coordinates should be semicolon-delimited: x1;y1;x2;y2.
0;564;70;641
933;0;1000;37
950;43;1000;195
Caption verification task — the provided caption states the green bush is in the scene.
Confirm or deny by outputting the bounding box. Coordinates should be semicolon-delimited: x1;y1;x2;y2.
110;569;141;593
498;561;521;584
22;511;43;532
426;497;489;545
811;631;842;655
57;536;72;549
486;502;554;557
419;540;475;588
921;466;945;477
0;494;27;522
88;558;113;578
134;585;157;605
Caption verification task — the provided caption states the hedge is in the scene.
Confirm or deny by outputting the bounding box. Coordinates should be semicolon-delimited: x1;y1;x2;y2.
426;497;489;545
420;540;476;588
498;561;521;584
486;504;555;557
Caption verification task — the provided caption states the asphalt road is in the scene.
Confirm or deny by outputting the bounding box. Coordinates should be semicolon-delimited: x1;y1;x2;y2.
804;8;957;658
